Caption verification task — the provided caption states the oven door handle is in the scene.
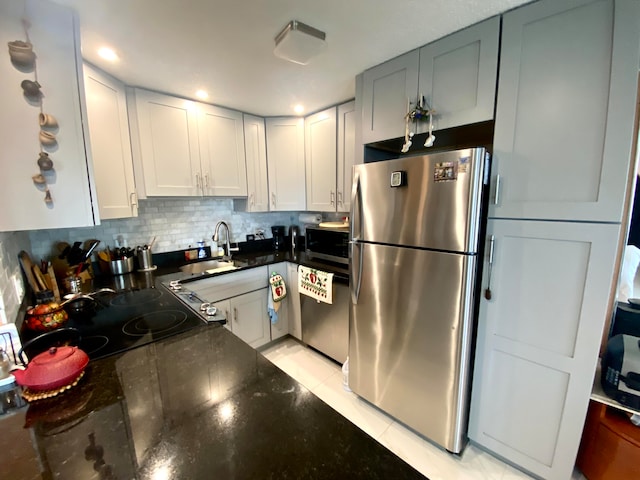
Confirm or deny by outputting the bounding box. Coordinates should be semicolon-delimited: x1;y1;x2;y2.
350;241;363;305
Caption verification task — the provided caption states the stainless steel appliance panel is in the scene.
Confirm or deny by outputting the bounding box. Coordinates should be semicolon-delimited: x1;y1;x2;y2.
351;148;485;253
349;242;477;452
301;276;349;363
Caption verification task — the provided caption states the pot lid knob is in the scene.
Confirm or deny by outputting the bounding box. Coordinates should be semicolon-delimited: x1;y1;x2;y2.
49;347;57;355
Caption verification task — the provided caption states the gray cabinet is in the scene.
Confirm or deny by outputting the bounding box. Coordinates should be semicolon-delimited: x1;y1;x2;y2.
361;16;499;144
337;100;357;212
470;219;621;479
470;1;640;479
489;0;638;223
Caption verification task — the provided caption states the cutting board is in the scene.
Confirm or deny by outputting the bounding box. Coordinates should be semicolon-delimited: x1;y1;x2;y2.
18;251;39;293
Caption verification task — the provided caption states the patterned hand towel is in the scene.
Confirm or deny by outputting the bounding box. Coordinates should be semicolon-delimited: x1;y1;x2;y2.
298;265;333;304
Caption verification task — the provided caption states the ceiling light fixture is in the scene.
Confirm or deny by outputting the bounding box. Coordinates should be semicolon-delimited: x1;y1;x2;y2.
98;47;118;62
195;90;209;100
293;104;304;114
274;20;326;65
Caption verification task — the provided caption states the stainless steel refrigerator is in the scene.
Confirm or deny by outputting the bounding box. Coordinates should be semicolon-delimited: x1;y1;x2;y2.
349;147;488;454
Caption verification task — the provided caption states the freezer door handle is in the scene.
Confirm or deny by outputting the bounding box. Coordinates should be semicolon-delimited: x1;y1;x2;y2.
350;241;363;305
351;173;363;241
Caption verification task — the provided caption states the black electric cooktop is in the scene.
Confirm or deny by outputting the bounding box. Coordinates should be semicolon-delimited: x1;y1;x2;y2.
21;286;209;360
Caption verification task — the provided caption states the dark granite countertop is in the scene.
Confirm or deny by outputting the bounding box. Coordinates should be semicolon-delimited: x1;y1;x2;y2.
0;326;426;479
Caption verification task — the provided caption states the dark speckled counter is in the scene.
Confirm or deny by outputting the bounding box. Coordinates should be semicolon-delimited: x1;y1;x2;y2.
0;326;426;479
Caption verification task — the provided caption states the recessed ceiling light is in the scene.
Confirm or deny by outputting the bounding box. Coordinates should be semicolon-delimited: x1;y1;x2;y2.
294;104;304;114
195;90;209;100
98;47;118;62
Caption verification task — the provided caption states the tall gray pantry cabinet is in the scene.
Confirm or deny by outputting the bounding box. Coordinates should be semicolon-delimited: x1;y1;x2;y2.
468;1;640;480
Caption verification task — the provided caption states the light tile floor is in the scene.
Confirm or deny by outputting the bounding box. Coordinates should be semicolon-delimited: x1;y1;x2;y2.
261;337;588;480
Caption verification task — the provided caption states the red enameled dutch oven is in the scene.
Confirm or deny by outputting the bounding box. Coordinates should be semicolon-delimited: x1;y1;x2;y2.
13;346;89;391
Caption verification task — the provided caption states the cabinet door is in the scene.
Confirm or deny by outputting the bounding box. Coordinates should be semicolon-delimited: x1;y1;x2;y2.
198;104;247;197
83;64;137;219
270;262;289;341
417;16;499;133
242;114;269;212
490;0;640;222
133;88;200;196
213;299;232;332
286;263;302;340
265;117;306;211
469;219;621;480
231;289;271;348
0;0;97;232
361;50;419;144
305;107;337;212
337;101;356;213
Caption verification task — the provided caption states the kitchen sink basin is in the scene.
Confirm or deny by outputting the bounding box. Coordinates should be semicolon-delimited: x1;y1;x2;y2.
179;259;241;275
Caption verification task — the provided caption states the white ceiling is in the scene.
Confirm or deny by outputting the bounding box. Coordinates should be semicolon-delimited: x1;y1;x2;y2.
55;0;531;117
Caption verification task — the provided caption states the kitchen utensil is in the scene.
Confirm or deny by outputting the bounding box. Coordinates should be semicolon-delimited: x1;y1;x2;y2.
18;250;40;293
13;345;89;392
82;239;100;262
108;256;135;275
63;276;81;294
24;294;95;332
32;264;48;291
149;236;157;249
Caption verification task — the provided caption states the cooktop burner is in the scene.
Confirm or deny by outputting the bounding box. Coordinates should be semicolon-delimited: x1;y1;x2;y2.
110;288;163;306
21;285;209;362
122;310;188;336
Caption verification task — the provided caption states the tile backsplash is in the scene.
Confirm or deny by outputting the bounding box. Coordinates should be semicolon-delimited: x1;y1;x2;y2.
28;197;334;260
0;231;31;324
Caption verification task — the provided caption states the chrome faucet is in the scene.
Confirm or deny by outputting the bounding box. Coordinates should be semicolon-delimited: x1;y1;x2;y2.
212;221;238;260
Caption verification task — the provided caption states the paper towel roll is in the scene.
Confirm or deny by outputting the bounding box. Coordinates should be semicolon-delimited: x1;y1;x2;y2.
299;213;322;224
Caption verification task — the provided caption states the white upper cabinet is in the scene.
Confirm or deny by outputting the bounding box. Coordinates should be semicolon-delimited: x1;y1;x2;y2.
489;0;639;223
265;117;306;211
337;100;356;212
360;16;500;144
83;64;137;219
241;114;269;212
132;88;200;196
361;50;419;144
469;218;621;480
305;107;337;212
131;88;248;198
0;0;98;232
197;104;247;197
417;16;499;133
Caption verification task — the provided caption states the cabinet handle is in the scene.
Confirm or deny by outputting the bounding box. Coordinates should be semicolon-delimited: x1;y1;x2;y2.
330;190;335;205
484;235;495;300
493;175;501;205
271;192;276;208
249;193;254;207
129;192;138;207
204;173;210;189
233;307;238;322
337;191;343;205
196;173;201;190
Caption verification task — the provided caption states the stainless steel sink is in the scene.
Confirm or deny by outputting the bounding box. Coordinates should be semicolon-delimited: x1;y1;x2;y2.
179;259;240;275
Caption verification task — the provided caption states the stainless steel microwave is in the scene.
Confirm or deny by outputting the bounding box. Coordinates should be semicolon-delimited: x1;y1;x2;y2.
305;226;349;264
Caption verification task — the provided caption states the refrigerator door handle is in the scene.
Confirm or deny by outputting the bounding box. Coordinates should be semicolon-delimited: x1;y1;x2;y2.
351;173;363;241
350;241;363;305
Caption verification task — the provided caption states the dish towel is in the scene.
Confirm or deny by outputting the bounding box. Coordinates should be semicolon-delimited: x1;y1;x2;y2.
268;272;287;324
298;265;333;304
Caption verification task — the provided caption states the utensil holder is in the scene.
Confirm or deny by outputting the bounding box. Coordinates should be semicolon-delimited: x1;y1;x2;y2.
108;257;134;275
137;249;154;271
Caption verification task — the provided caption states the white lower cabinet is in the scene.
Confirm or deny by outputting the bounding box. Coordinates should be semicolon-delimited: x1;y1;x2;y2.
286;263;302;340
228;289;271;349
469;219;621;480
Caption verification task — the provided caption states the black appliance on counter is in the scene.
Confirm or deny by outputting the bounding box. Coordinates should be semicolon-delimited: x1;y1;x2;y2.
601;334;640;409
20;285;209;361
271;225;285;251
